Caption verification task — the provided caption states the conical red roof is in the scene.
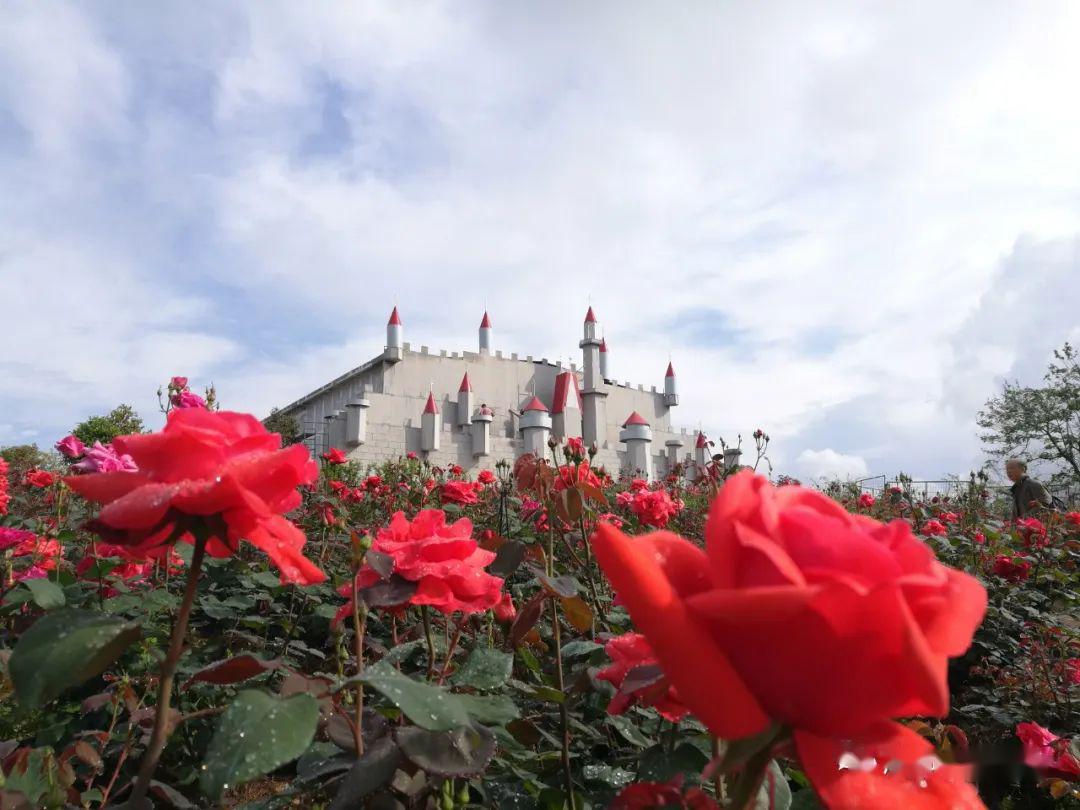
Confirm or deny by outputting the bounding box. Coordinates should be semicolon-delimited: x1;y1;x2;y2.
388;306;402;325
623;411;650;427
423;392;439;414
480;311;492;328
458;372;472;393
600;337;607;352
584;306;597;323
665;361;675;377
523;396;549;412
695;431;709;449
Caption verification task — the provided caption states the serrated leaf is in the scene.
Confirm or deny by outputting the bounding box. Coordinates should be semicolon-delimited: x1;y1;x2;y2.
21;578;65;610
488;541;526;578
183;655;282;690
327;737;403;810
450;647;513;691
560;640;603;658
10;609;140;707
200;690;319;799
456;694;520;725
394;722;497;777
360;660;469;731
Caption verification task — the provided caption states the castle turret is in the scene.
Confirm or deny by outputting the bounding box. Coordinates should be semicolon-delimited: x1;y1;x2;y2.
421;392;441;452
385;306;403;362
345;393;371;446
519;396;552;457
471;404;493;457
579;307;607;447
599;337;609;381
457;372;474;427
479;311;492;354
620;411;653;480
663;361;679;407
664;436;684;474
551;370;582;440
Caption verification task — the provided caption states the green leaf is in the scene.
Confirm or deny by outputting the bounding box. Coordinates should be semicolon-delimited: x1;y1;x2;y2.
327;737;403;810
789;789;822;810
560;640;603;658
450;647;513;690
200;690;320;799
638;742;709;783
753;761;792;810
606;714;653;748
21;578;65;609
360;660;470;731
394;722;497;777
10;609;141;707
456;694;520;725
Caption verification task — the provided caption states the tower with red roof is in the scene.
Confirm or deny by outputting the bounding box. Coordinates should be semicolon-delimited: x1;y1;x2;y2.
579;306;608;448
599;336;609;381
620;411;654;479
479;311;492;354
663;361;679;407
421;391;441;453
457;372;474;427
385;306;403;362
519;395;552;457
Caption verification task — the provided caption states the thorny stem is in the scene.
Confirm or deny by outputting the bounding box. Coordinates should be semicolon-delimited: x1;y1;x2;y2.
351;573;368;757
422;605;437;681
129;531;208;803
437;620;466;684
548;526;576;809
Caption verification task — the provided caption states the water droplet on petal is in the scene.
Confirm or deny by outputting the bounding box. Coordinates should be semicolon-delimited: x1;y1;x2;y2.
837;752;860;771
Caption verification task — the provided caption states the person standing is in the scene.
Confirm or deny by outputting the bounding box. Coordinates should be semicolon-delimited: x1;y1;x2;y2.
1005;459;1052;519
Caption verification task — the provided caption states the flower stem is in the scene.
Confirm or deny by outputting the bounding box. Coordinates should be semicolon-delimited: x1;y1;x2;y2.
422;605;436;680
129;531;208;803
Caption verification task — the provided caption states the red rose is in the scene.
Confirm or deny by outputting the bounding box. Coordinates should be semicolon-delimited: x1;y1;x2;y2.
406;451;418;460
363;475;382;490
440;480;479;505
857;493;875;508
24;469;57;488
565;436;585;459
629;478;649;492
992;554;1030;582
1015;517;1048;547
319;503;337;526
336;509;504;619
628;489;680;529
321;447;347;464
796;721;985;809
921;519;947;536
64;409;324;585
1065;511;1080;527
973;532;985;545
610;780;718;809
493;592;516;623
553;460;602;493
477;469;496;485
596;632;688;722
591;471;987;739
1016;722;1080;779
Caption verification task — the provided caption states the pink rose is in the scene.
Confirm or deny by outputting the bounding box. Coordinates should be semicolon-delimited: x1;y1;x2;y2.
55;434;87;459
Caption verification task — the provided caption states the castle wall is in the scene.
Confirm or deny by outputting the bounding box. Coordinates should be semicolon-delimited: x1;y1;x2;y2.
285;343;702;479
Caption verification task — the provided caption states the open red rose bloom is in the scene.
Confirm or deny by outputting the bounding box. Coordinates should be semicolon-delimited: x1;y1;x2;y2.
64;409;325;585
593;470;989;806
336;509;504;619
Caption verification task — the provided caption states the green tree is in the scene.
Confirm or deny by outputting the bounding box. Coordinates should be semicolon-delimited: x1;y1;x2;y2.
72;404;146;447
263;408;301;445
977;342;1080;485
0;444;46;474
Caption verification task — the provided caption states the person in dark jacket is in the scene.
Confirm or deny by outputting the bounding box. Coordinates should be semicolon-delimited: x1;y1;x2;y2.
1006;459;1052;519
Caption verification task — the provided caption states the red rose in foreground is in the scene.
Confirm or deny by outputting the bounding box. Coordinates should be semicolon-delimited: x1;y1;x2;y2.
796;721;985;809
1016;722;1080;779
336;509;504;620
596;632;688;722
591;471;987;739
64;409;324;585
440;480;480;505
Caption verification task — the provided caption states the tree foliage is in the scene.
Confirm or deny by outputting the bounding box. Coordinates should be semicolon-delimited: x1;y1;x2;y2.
263;407;301;445
71;404;146;447
978;342;1080;485
0;444;46;473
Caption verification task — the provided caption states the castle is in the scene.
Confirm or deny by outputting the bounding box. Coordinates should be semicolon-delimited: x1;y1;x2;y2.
278;306;721;480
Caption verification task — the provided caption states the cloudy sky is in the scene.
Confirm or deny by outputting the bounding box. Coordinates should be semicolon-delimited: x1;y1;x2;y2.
4;2;1080;482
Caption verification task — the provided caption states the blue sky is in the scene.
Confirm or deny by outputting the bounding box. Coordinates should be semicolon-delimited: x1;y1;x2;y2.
4;2;1080;482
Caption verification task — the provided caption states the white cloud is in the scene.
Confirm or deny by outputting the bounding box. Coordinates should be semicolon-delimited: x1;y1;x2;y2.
793;448;870;482
3;2;1080;477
